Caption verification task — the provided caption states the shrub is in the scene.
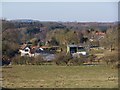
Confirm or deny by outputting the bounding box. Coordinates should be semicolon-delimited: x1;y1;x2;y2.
54;52;88;66
68;54;86;65
12;55;32;65
34;55;44;65
54;52;72;65
103;52;118;68
87;54;96;64
12;55;45;65
2;56;11;66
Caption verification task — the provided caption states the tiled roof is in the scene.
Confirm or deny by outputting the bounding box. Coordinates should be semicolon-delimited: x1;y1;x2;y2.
20;44;27;50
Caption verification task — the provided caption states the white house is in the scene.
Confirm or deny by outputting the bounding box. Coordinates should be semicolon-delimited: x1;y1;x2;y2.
19;47;35;57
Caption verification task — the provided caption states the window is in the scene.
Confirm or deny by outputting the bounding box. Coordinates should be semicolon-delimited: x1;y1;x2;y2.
25;49;29;52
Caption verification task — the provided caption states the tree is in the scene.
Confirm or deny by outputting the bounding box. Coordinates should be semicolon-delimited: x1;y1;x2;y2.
49;37;59;46
2;20;15;32
2;28;19;58
80;37;88;43
100;28;118;50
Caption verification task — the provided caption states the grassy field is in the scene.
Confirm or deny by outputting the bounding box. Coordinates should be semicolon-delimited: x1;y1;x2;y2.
2;65;118;88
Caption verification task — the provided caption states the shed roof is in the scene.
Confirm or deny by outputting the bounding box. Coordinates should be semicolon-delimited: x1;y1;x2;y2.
67;45;77;47
67;45;84;47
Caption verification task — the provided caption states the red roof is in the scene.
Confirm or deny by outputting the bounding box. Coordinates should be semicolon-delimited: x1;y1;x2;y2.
31;46;38;49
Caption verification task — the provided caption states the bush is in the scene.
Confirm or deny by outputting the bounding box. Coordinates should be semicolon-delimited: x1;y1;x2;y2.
34;55;44;65
54;52;88;66
12;55;45;65
68;54;86;65
12;55;32;65
87;54;96;64
103;52;118;68
54;52;72;65
2;56;11;66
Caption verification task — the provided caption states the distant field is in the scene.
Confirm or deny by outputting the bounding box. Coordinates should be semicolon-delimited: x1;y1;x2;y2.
2;65;118;88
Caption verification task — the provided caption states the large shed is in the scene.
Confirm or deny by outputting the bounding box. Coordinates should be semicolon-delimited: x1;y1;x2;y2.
67;44;87;55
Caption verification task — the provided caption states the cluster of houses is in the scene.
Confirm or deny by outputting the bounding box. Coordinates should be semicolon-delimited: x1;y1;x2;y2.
88;30;106;42
19;43;60;57
19;44;87;58
19;44;88;59
18;30;106;59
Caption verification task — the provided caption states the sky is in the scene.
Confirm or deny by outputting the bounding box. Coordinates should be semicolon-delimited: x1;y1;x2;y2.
1;2;118;22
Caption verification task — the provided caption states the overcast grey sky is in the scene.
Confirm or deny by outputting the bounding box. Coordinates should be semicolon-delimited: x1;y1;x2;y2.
2;2;118;22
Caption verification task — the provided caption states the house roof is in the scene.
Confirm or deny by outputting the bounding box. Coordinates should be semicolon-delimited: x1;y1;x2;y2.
67;45;84;47
67;45;77;47
95;32;105;35
20;44;27;50
31;46;39;49
25;47;30;50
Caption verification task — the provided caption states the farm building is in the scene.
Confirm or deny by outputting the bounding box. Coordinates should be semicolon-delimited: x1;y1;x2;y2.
67;45;87;55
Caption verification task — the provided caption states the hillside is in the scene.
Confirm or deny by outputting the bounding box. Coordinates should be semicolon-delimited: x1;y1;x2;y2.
2;19;118;60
